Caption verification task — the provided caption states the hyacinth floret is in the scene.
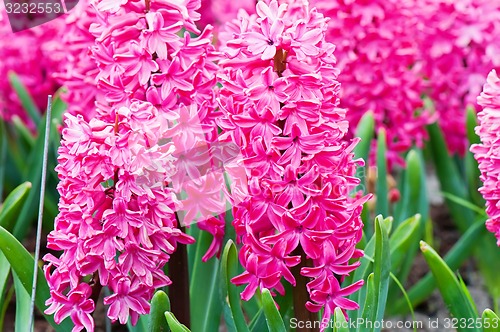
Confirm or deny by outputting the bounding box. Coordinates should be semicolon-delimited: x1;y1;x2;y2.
217;0;369;329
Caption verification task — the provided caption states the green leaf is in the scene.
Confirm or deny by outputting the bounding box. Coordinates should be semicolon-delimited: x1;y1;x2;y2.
249;310;268;332
396;150;428;224
0;182;32;305
8;72;41;126
359;273;376;332
165;312;191;332
261;289;286;332
375;129;388;218
427;123;473;232
353;111;375;193
389;214;421;271
333;307;349;332
14;272;33;332
482;309;500;332
373;216;390;327
221;240;249;332
420;241;479;331
149;290;171;332
0;226;73;331
11;116;35;149
189;227;223;332
0;182;32;232
391;219;486;314
0;121;7;196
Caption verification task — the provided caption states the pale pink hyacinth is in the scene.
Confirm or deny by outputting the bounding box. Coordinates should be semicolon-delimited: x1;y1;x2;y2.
415;0;500;155
310;0;432;168
217;0;369;329
0;1;62;127
44;0;225;330
471;70;500;246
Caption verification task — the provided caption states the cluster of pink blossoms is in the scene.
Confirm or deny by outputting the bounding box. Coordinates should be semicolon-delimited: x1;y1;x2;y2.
309;0;431;168
415;0;500;155
52;0;100;119
471;70;500;246
0;1;61;127
217;0;368;328
44;0;226;330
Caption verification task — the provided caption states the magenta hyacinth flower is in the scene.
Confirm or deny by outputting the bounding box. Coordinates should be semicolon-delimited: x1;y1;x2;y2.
309;0;432;168
416;0;500;155
217;0;369;329
44;0;225;329
471;69;500;246
0;1;62;127
52;0;101;120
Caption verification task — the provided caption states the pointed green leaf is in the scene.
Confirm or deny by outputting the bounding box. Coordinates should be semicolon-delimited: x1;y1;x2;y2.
249;310;268;332
427;123;473;232
149;290;171;332
165;312;191;332
8;72;41;126
0;226;73;331
359;273;376;332
14;272;33;332
0;182;31;232
389;214;421;270
261;289;286;332
0;120;6;196
482;309;500;332
221;240;249;332
391;219;486;314
188;227;223;332
420;241;479;331
373;216;390;327
375;128;388;217
333;307;349;332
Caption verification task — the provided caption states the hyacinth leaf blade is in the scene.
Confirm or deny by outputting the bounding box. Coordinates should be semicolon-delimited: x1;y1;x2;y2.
419;241;480;331
390;218;486;314
359;273;376;332
386;214;422;309
332;307;349;332
261;289;286;332
11;117;35;151
395;150;428;224
147;290;171;332
220;240;250;332
248;310;268;332
7;71;41;126
127;315;149;332
373;216;390;326
353;111;374;193
388;214;421;274
0;225;73;331
390;151;428;293
0;120;6;195
0;182;31;311
165;312;191;332
12;111;52;240
427;123;473;232
0;181;31;232
482;309;500;332
375;129;388;225
13;272;32;332
188;226;223;332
